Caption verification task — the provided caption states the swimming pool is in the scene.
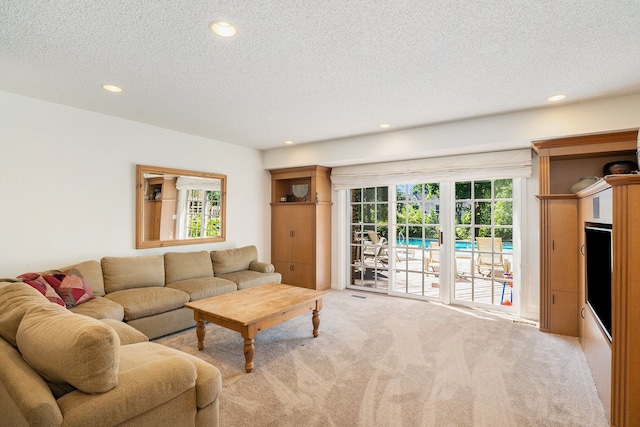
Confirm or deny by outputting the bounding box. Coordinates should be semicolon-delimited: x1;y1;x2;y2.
396;238;513;252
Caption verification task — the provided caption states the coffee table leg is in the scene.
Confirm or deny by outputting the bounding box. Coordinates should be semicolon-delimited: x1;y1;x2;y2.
312;299;323;338
312;309;320;337
243;337;255;373
195;319;206;350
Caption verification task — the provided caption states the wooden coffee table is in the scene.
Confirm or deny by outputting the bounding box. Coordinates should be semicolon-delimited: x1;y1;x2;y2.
184;283;327;373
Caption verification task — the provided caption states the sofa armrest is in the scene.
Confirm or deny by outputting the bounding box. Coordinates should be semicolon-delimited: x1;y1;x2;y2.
249;261;275;274
57;356;197;426
0;339;63;427
99;319;149;345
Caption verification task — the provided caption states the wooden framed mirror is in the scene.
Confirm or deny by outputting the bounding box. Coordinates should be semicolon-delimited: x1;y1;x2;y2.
136;164;226;249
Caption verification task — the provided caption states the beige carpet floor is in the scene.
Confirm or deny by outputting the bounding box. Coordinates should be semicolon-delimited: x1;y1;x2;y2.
155;290;608;427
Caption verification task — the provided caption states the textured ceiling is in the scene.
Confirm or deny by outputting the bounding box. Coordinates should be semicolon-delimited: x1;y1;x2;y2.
2;1;640;150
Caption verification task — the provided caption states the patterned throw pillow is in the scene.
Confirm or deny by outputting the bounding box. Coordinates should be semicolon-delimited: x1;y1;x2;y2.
43;269;95;308
17;273;66;307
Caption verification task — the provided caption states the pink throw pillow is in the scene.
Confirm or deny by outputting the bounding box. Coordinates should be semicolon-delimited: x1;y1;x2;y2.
43;269;94;308
17;273;66;307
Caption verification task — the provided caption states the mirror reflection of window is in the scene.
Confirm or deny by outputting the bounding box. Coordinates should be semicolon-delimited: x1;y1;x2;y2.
175;176;222;239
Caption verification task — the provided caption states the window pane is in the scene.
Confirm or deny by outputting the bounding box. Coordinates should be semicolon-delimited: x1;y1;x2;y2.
425;203;440;224
474;201;492;225
352;188;362;203
425;226;439;240
495;227;513;242
397;185;409;201
495;201;513;225
363;204;375;223
376;204;388;224
376;187;389;202
397;226;409;243
455;182;471;200
456;201;472;225
456;226;471;241
364;188;376;202
474;181;491;199
495;179;513;198
351;204;362;223
475;227;492;238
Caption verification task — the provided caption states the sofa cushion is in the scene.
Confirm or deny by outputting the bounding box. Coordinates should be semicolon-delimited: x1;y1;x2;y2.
102;255;165;293
16;304;120;394
218;270;282;290
164;251;214;284
104;287;190;321
0;282;52;347
69;296;125;320
121;342;221;409
43;270;94;308
16;273;66;307
61;260;106;296
210;245;258;275
166;277;237;301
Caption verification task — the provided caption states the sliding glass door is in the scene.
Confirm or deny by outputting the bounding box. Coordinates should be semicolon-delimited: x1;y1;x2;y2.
451;179;515;309
347;179;517;312
392;183;442;299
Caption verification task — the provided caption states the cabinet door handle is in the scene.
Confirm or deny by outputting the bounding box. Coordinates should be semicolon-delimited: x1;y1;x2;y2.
580;306;585;319
552;240;555;250
290;264;294;272
292;230;295;238
580;244;585;256
552;294;555;304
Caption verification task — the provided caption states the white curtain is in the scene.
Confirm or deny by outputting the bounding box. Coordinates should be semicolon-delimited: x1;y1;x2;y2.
175;176;221;191
331;149;532;189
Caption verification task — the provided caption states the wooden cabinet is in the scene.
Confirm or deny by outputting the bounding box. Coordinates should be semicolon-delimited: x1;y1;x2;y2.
533;129;637;336
272;204;315;286
540;198;578;335
270;166;331;290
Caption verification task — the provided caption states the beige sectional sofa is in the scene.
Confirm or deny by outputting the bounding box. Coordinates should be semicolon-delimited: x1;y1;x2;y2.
0;245;280;426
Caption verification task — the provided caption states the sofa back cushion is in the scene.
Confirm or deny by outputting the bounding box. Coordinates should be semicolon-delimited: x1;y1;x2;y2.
102;255;165;293
211;245;258;275
16;303;120;394
61;260;106;296
164;251;214;284
0;282;51;346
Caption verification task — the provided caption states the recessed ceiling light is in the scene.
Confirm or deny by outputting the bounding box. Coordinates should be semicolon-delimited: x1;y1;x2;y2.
101;84;123;93
378;123;391;129
547;94;566;102
210;21;237;38
283;140;295;145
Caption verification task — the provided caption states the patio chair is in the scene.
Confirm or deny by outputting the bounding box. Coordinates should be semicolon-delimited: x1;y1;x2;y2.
425;241;440;276
475;237;511;277
363;230;388;266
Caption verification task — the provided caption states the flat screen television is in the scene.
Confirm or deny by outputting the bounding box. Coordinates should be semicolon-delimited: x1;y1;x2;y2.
585;222;613;342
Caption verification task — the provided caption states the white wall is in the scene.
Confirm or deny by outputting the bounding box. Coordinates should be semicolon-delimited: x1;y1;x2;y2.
0;91;270;278
262;92;640;321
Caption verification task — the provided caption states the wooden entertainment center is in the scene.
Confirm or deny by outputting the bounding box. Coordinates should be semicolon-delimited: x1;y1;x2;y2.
532;129;640;427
